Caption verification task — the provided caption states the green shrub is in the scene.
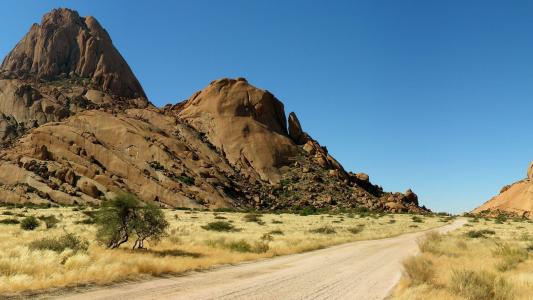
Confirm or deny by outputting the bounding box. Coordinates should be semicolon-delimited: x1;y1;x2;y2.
20;216;39;230
1;211;13;216
495;214;507;224
225;240;269;253
0;218;20;224
466;229;495;238
272;220;283;224
201;221;238;232
411;216;424;223
29;233;89;253
298;207;317;216
310;226;336;234
243;213;265;225
178;175;195;185
450;270;513;300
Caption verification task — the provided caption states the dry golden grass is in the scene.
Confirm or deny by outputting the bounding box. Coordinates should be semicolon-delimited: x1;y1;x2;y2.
394;217;533;300
0;207;445;295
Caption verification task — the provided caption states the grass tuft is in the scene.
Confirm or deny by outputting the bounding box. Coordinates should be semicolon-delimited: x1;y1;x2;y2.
201;221;239;232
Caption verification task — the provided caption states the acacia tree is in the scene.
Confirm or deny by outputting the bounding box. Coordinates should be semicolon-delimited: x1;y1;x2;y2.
131;203;169;249
96;193;168;249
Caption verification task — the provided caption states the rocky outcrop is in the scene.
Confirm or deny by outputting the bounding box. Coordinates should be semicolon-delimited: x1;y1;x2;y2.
0;113;22;141
473;162;533;219
0;9;429;214
1;8;145;99
288;112;308;145
0;9;149;143
174;78;297;184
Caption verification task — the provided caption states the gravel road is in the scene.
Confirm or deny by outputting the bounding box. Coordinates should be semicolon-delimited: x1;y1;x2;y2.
54;219;465;300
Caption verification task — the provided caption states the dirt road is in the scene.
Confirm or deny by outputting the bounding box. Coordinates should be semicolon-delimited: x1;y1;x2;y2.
55;219;465;300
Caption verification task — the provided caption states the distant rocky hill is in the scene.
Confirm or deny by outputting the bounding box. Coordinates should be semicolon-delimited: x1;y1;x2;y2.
0;8;427;213
473;162;533;219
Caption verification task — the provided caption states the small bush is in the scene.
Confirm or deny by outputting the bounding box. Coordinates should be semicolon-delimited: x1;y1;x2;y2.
20;216;39;230
226;240;252;252
0;218;20;224
1;211;13;216
310;225;336;234
75;218;96;224
29;233;89;253
272;220;283;224
178;175;195;185
298;207;317;216
495;214;507;224
466;229;495;238
269;229;284;235
403;256;435;285
201;221;238;232
347;226;364;234
450;270;513;300
38;215;60;229
243;213;265;225
224;239;270;253
261;233;273;241
411;216;424;223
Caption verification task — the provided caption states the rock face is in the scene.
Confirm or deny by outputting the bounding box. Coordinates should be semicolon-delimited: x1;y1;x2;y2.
175;78;297;184
1;8;145;99
288;112;308;145
0;9;429;214
0;9;149;144
473;162;533;218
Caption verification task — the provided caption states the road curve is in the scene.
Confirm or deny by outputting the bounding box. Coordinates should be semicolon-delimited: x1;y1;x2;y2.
54;219;465;300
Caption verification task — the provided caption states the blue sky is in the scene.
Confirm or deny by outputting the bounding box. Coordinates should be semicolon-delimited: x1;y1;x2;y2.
1;1;532;213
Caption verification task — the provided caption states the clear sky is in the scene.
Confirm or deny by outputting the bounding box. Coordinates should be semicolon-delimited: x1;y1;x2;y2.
1;1;532;214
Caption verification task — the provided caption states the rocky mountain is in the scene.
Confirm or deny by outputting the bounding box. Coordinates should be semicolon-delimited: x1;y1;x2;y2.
473;162;533;218
0;8;427;213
